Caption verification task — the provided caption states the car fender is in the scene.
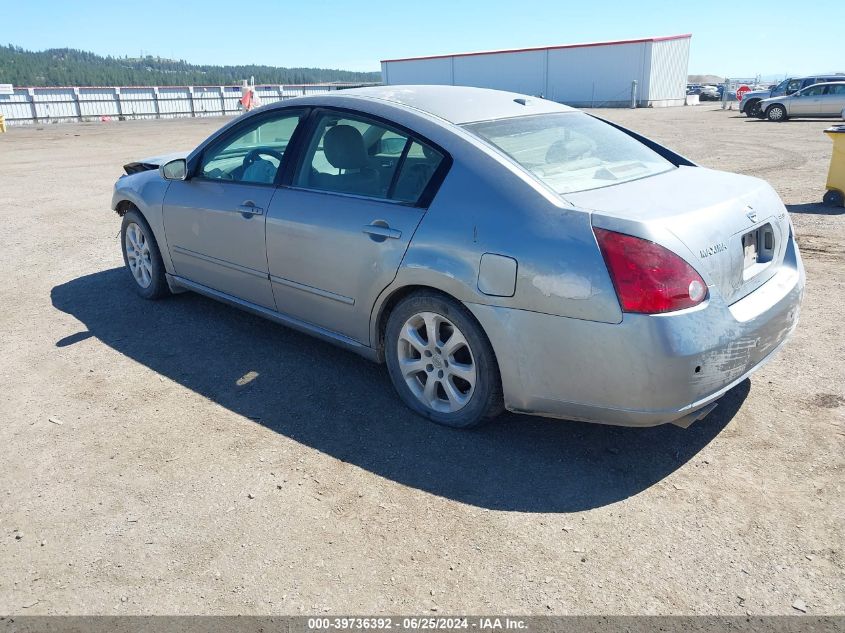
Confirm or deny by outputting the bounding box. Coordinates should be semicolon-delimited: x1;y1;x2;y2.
765;101;787;115
112;171;175;275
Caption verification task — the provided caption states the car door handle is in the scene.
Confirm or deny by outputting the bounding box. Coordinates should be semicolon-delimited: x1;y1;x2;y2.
238;203;264;217
362;224;401;240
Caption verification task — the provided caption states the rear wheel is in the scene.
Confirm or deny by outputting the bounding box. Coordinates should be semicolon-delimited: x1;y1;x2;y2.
120;209;169;300
384;292;503;428
766;104;788;122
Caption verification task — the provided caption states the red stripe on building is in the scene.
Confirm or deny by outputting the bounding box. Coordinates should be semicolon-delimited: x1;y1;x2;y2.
380;34;692;64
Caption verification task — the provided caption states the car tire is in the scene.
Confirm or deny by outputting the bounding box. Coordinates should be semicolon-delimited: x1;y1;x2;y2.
384;291;504;429
823;189;844;207
766;104;788;122
120;208;170;300
744;100;761;117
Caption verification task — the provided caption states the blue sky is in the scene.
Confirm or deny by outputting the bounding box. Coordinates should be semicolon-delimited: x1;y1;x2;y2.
6;0;839;78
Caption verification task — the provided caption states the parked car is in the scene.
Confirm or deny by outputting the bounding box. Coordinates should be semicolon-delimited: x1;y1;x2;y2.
758;81;845;121
699;85;721;101
740;74;845;117
112;86;804;429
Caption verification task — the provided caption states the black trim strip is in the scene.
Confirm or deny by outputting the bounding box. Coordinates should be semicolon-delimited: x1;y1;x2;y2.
387;137;413;200
588;114;698;167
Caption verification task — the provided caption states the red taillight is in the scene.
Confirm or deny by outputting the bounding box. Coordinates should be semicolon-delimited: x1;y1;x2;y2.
594;227;707;314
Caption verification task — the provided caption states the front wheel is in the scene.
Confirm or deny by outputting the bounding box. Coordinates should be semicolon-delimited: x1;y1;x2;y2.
384;292;503;428
766;104;788;122
120;209;169;299
744;100;761;117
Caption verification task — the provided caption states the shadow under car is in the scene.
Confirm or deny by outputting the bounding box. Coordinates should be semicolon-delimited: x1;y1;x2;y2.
50;268;749;513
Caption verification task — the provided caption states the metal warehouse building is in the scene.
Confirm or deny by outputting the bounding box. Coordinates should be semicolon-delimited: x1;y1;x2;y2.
381;34;691;108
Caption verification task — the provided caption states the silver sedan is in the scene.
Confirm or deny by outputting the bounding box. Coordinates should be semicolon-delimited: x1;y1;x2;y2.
112;86;804;429
758;81;845;121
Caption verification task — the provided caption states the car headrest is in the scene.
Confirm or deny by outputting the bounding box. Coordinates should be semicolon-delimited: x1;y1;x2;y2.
546;138;593;163
324;125;368;169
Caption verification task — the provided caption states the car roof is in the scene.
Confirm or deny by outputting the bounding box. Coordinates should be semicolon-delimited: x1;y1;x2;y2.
790;74;845;79
288;85;574;125
799;81;845;88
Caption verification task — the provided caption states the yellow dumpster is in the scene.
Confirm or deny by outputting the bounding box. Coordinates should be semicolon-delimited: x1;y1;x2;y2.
823;125;845;207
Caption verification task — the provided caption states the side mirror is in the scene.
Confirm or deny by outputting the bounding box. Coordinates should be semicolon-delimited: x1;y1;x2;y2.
160;158;188;181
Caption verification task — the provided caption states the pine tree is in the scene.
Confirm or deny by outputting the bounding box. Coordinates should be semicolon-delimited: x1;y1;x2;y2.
0;44;380;86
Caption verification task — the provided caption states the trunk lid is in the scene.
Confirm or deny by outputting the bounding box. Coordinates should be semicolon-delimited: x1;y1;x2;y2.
564;166;791;305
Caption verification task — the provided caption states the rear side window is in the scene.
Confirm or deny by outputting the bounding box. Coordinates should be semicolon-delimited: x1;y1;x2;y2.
829;85;845;95
392;141;445;203
294;111;445;205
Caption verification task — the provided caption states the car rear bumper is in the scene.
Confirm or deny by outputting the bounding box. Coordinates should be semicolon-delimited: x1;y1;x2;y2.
466;238;805;427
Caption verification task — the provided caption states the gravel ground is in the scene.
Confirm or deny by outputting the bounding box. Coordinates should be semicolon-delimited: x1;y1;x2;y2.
0;105;842;616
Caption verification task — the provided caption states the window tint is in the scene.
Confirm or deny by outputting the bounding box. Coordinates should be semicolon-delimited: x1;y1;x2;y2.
786;79;803;93
828;84;845;95
802;85;825;96
392;141;444;203
295;112;444;204
200;110;303;185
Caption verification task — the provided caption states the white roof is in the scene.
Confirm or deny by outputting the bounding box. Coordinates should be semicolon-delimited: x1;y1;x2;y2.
334;85;574;124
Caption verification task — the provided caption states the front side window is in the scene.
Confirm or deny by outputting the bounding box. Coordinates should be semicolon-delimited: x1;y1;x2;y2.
786;79;803;94
463;112;674;195
200;110;304;185
294;112;444;204
801;85;826;97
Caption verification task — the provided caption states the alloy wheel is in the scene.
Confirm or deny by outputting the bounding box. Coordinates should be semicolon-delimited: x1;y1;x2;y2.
396;311;477;413
124;222;153;288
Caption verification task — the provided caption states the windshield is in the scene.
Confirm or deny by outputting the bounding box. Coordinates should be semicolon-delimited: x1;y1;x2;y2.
463;112;675;194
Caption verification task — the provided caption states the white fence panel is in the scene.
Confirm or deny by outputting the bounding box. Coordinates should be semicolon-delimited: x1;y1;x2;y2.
157;87;192;116
0;83;376;125
0;90;33;122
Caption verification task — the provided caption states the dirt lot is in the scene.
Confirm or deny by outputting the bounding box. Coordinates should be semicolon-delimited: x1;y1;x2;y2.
0;105;842;616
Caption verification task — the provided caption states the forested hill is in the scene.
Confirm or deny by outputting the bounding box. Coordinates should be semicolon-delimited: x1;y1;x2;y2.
0;45;381;86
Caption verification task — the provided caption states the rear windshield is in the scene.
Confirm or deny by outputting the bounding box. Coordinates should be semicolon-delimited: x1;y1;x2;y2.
462;112;675;194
